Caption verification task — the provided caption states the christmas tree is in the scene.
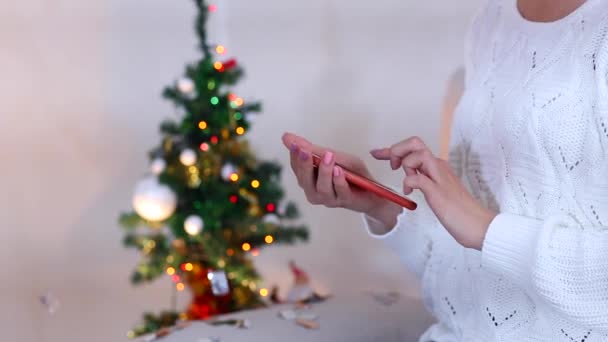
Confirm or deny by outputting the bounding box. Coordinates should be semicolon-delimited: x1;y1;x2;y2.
120;0;309;337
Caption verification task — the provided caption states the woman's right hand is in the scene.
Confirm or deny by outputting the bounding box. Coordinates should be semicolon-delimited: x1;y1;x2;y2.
282;132;401;228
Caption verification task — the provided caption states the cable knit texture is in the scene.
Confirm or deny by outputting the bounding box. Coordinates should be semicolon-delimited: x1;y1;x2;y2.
365;0;608;340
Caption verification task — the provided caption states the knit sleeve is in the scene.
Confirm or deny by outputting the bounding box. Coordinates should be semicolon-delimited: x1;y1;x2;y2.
481;213;608;330
363;190;437;280
480;35;608;329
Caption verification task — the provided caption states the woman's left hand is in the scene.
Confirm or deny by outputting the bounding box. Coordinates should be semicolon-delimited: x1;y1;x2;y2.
371;136;497;250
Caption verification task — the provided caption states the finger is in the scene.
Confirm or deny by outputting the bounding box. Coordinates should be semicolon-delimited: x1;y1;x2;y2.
401;150;441;181
316;151;337;201
369;147;391;160
402;166;417;194
333;166;352;206
404;173;437;197
293;148;318;202
371;136;429;170
289;143;304;182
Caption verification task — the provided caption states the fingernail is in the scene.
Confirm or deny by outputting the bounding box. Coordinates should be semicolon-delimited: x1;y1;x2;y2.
290;143;298;152
299;150;309;161
323;151;334;165
333;166;341;177
369;149;380;155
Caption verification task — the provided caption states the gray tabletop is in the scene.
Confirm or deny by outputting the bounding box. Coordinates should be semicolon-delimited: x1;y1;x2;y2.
160;293;434;342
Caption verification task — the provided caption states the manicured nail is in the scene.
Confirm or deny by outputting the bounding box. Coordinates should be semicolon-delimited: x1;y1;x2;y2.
299;150;309;161
323;151;334;165
333;166;341;177
290;143;298;152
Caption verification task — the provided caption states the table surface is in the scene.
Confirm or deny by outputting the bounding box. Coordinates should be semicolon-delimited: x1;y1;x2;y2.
162;292;435;342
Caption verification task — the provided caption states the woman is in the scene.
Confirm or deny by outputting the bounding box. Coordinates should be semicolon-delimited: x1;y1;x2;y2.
283;0;608;340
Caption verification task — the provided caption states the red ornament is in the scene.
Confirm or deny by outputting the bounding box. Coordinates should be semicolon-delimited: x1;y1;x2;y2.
210;136;219;144
266;203;276;212
223;58;237;70
229;195;238;203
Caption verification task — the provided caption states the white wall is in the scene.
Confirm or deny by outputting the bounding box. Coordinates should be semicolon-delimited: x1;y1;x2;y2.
0;0;480;341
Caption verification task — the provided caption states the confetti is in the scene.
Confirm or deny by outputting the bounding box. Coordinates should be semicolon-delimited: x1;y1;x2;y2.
278;309;297;320
39;291;60;314
295;318;319;330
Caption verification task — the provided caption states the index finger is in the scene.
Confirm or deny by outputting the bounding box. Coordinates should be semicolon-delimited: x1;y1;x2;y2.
371;136;429;169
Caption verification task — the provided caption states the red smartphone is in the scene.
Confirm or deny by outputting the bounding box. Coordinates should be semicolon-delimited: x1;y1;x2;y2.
311;153;417;211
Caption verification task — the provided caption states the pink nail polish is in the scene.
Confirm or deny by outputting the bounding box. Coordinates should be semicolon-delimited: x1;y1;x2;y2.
333;166;341;177
323;151;334;165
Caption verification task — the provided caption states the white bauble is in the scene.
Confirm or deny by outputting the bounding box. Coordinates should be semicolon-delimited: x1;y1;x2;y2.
184;215;204;235
221;163;236;181
150;158;166;175
263;214;280;225
177;77;195;94
179;149;197;166
132;177;177;221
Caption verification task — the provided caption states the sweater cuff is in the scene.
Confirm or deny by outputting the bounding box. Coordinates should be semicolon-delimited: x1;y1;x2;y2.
481;213;540;287
362;209;408;239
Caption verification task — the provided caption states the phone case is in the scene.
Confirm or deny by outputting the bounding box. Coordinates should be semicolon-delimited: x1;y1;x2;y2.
311;153;417;210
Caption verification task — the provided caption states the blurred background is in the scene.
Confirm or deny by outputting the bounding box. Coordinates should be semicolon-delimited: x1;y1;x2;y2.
1;0;480;341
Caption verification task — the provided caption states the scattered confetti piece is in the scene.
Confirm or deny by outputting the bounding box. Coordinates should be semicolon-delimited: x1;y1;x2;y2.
278;309;297;320
295;318;319;330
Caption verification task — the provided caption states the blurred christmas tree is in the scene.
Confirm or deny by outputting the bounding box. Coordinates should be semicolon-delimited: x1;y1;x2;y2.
120;0;308;337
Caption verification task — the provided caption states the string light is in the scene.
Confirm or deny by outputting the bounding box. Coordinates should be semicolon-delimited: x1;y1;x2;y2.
198;121;208;130
242;242;251;251
235;127;245;135
249;282;257;291
265;235;274;244
266;203;276;212
184;263;193;271
226;248;235;256
166;267;176;276
176;283;185;291
210;136;219;144
259;288;269;297
199;142;209;151
233;112;242;120
208;4;217;12
207;80;216;90
251;180;260;188
218;259;226;268
235;98;244;106
213;61;224;72
172;275;180;282
229;195;238;203
229;173;239;182
216;45;226;54
166;255;174;263
251;248;260;256
228;93;238;101
210;96;219;105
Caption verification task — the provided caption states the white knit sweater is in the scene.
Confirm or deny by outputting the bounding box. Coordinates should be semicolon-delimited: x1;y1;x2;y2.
365;0;608;341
